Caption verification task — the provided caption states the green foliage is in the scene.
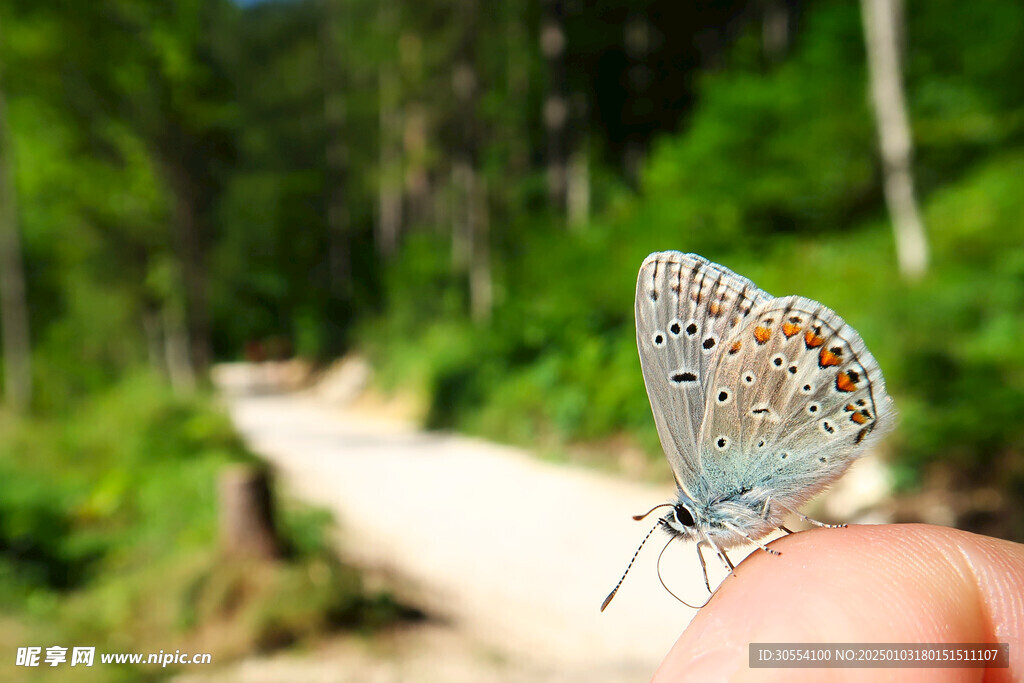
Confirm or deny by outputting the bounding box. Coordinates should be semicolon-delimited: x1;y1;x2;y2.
359;0;1024;542
893;154;1024;470
644;2;875;247
0;375;407;675
0;463;88;594
363;218;653;448
3;0;1024;657
0;376;243;596
907;0;1024;146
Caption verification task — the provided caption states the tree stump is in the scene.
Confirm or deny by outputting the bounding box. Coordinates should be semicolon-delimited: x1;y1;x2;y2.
218;464;281;560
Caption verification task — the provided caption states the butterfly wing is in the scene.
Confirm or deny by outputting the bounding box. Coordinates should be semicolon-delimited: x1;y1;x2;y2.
697;295;895;510
635;252;773;496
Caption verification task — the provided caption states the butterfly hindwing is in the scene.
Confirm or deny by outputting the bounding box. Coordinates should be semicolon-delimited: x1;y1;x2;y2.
698;295;895;509
635;252;772;494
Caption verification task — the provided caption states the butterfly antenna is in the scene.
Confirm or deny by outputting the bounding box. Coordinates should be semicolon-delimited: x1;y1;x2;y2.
657;535;710;610
632;502;674;521
600;519;662;612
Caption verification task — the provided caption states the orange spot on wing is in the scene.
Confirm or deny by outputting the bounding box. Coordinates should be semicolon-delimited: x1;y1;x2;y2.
729;340;742;354
835;371;857;392
782;322;801;338
804;330;825;348
844;403;857;412
819;348;842;367
754;326;772;344
709;301;722;316
851;412;868;425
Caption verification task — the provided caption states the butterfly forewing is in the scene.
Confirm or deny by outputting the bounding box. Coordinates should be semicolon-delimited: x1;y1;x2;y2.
635;252;772;494
698;295;895;508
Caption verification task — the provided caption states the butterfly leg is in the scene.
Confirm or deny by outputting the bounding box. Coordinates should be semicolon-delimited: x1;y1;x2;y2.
773;499;846;529
721;550;736;574
761;498;795;538
703;536;736;577
723;521;781;556
800;515;846;529
695;542;712;593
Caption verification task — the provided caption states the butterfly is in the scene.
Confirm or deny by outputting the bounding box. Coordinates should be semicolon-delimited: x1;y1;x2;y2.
602;252;895;610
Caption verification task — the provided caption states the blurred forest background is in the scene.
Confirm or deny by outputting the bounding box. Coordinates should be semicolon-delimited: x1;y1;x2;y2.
1;0;1023;675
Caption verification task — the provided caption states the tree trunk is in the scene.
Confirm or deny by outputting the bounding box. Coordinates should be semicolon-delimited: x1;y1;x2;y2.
403;103;431;227
567;136;590;229
505;10;530;191
451;0;490;321
861;0;928;280
541;0;568;214
378;63;403;257
321;0;352;299
376;0;403;258
622;12;651;185
218;464;281;560
163;298;195;393
161;157;210;385
469;176;492;322
141;304;166;378
451;162;471;272
0;64;32;411
762;0;792;63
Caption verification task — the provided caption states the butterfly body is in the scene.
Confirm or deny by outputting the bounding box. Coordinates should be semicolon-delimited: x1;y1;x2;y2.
636;251;895;554
602;252;895;610
665;485;783;551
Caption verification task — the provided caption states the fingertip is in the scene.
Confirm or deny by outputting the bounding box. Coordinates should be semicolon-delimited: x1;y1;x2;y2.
655;525;1024;682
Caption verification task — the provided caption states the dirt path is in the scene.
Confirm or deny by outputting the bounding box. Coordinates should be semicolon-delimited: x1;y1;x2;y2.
204;363;758;680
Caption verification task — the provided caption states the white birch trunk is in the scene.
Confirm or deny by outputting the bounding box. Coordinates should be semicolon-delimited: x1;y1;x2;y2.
861;0;929;280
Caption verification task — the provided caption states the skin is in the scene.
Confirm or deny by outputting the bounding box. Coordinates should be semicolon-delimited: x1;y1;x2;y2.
653;524;1024;682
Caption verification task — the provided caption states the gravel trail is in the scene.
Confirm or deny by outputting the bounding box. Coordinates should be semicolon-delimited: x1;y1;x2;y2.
207;363;753;680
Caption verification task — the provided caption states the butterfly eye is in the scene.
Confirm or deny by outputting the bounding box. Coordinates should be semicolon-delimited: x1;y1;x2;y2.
674;505;695;527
